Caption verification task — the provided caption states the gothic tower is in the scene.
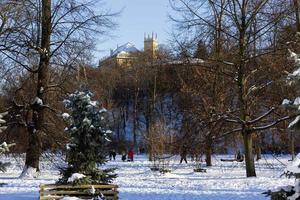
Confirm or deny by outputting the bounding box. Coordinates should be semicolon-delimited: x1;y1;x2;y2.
77;65;87;84
144;32;158;58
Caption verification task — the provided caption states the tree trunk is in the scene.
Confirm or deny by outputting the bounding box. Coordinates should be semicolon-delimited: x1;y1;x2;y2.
22;0;51;176
205;137;213;167
243;132;256;177
290;130;295;161
145;112;153;161
205;146;212;167
255;144;261;161
255;134;262;161
133;81;139;152
293;0;300;32
24;125;41;171
148;146;153;162
133;116;137;151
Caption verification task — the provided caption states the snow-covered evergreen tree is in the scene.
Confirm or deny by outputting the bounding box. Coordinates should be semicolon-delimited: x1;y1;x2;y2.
0;112;7;134
282;48;300;130
58;90;116;185
266;44;300;200
0;112;15;173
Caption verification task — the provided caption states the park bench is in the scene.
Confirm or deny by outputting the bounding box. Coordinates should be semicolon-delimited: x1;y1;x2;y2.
39;184;118;200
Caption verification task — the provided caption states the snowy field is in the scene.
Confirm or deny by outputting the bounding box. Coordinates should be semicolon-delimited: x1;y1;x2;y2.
0;154;295;200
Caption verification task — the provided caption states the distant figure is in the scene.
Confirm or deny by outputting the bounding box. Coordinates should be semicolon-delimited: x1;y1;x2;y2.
190;154;194;162
121;151;127;162
108;151;113;161
139;147;145;154
112;150;116;160
180;146;188;164
236;150;244;162
128;149;134;162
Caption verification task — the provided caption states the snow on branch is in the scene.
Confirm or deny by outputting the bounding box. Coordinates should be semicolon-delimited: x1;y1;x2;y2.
251;112;300;132
288;116;300;129
247;107;275;124
212;128;242;142
0;111;8;133
32;97;43;106
0;142;16;154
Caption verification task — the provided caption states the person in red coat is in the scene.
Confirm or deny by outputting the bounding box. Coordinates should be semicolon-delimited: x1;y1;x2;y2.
128;149;134;162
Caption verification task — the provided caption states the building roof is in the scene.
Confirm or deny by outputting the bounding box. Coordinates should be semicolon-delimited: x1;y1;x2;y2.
111;42;139;57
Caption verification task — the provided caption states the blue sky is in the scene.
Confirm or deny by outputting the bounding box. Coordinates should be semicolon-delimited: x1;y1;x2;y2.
94;0;173;60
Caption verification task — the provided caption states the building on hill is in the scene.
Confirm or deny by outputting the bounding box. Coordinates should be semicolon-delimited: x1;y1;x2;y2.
99;33;158;68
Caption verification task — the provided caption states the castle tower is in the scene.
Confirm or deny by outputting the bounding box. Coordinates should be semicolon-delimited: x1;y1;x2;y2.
144;32;158;58
77;64;87;84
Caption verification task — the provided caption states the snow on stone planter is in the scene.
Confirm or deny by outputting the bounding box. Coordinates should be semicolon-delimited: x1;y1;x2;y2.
61;197;82;200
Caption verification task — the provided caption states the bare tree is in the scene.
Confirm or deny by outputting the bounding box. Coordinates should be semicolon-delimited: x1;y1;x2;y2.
0;0;117;177
170;0;297;177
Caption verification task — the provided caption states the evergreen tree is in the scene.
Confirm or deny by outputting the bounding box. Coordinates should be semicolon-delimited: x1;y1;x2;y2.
284;48;300;130
266;37;300;200
58;90;116;185
0;112;7;134
0;142;14;173
194;40;209;59
0;112;14;174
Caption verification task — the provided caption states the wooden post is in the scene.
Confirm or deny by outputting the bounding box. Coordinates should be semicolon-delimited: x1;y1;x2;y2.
39;184;44;200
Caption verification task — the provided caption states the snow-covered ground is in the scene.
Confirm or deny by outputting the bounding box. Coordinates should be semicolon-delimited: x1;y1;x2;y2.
0;154;295;200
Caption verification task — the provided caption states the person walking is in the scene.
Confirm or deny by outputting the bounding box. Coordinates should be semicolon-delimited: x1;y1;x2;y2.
112;149;116;160
108;150;113;161
121;151;127;162
236;150;244;162
180;146;188;164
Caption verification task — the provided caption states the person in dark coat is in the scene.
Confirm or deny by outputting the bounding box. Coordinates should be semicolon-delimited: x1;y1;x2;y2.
180;146;188;164
121;151;127;162
112;150;116;160
236;150;244;162
108;151;113;161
